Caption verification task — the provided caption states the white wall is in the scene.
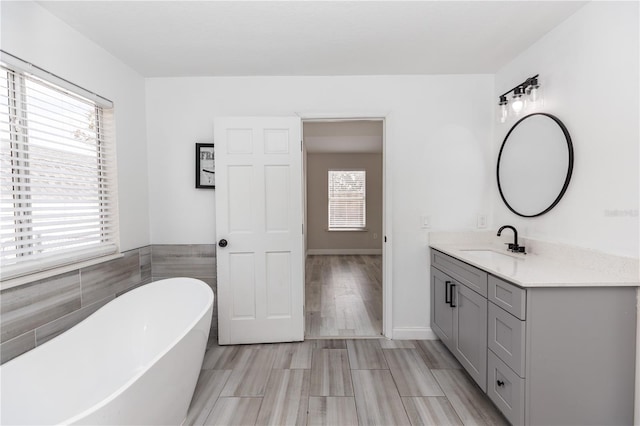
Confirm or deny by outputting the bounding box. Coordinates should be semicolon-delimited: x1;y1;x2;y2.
494;1;639;257
1;1;150;251
145;74;494;335
307;153;383;253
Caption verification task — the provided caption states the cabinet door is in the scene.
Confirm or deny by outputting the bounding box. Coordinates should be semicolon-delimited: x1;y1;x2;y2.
431;267;454;348
453;284;488;391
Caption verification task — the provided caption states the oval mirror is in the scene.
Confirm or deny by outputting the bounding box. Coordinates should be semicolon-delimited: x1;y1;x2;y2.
497;113;573;217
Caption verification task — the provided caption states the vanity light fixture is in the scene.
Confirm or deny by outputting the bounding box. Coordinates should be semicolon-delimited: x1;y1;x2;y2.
497;74;542;122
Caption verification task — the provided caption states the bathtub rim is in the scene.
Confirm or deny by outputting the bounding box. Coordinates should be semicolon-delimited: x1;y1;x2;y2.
0;277;214;426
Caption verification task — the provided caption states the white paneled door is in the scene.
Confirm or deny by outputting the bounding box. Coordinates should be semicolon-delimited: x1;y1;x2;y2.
214;117;304;345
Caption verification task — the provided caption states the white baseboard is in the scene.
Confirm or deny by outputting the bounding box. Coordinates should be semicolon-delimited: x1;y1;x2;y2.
392;326;438;340
307;249;383;255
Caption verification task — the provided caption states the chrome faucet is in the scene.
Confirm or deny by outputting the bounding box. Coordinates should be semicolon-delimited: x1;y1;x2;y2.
497;225;526;253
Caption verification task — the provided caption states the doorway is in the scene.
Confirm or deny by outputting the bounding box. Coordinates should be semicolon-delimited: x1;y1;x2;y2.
303;119;384;338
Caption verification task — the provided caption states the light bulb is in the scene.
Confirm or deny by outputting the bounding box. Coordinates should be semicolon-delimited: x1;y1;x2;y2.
529;87;540;103
511;97;524;113
527;78;543;108
500;104;509;123
511;87;526;114
497;95;509;123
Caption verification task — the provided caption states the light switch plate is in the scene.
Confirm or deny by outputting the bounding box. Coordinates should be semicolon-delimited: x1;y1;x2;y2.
421;215;431;229
477;214;487;229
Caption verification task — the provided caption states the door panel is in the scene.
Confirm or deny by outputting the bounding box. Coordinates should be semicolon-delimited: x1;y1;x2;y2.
227;166;253;232
215;117;303;344
227;128;253;153
230;253;256;319
264;166;290;232
265;251;291;318
264;129;290;153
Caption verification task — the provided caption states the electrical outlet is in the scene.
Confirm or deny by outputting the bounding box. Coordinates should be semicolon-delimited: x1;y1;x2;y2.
477;214;487;229
421;215;431;229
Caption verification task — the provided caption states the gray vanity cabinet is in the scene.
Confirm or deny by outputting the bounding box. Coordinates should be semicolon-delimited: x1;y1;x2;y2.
430;248;637;426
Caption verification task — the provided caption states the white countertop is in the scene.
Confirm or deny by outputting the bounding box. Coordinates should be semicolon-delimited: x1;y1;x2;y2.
430;242;640;288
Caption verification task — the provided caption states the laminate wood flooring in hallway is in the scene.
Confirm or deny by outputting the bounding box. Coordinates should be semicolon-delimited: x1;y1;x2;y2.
185;339;508;425
305;255;382;338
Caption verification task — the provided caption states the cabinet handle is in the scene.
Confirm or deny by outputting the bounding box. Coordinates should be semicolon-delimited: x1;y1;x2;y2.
450;283;456;307
445;281;452;304
497;380;505;387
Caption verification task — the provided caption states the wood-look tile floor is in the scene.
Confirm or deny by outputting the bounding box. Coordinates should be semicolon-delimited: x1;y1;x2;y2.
305;255;382;338
186;339;508;426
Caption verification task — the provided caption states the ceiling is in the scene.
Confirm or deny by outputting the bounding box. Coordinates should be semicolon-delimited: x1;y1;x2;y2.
304;120;383;154
35;1;587;78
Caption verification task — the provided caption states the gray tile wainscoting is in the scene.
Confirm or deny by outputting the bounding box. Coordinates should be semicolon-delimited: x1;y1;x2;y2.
1;271;82;344
35;296;114;346
0;330;35;364
151;244;217;346
0;244;217;364
151;244;216;278
81;250;143;305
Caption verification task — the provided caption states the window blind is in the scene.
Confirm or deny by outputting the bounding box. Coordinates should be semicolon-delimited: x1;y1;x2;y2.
0;63;119;280
328;170;366;230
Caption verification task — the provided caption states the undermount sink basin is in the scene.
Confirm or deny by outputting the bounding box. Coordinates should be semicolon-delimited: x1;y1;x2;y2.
459;249;523;262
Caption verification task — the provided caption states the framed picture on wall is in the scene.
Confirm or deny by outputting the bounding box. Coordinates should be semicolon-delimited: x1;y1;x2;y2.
196;143;215;189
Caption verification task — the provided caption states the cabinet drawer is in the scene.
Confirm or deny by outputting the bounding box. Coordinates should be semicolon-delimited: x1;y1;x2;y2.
432;250;488;297
489;275;526;319
488;302;525;377
487;350;525;426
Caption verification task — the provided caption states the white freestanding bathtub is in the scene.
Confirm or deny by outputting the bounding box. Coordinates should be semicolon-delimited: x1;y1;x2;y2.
0;277;213;425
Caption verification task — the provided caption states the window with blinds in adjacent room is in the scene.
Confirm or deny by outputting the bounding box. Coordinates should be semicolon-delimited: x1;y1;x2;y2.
328;170;366;231
0;53;119;281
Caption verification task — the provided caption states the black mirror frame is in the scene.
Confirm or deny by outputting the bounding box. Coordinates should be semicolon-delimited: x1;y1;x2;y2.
497;112;574;218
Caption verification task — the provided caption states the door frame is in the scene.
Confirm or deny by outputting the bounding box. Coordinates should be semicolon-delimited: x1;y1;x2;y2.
298;111;393;338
